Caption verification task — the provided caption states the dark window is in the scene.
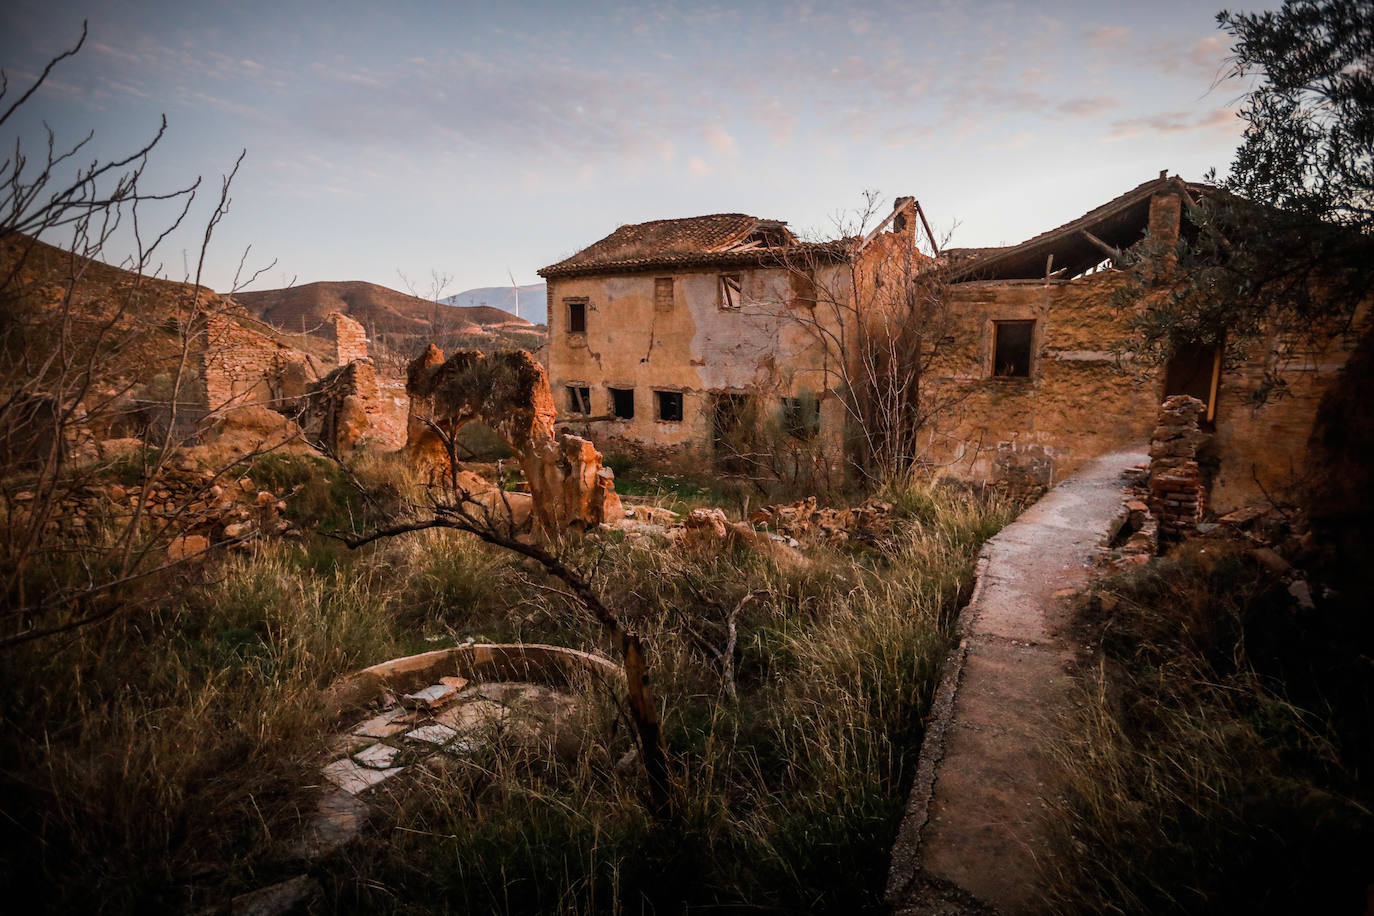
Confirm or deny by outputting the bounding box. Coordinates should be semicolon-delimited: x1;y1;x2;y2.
566;385;590;414
656;390;683;422
1164;343;1221;424
567;300;586;334
993;320;1035;378
610;387;635;420
719;273;742;310
654;277;674;313
781;396;820;440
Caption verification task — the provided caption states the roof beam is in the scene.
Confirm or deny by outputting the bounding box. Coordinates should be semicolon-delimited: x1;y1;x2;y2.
1080;229;1122;262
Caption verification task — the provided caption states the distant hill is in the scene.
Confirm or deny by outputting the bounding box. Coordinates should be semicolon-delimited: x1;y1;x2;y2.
233;280;544;363
441;284;547;326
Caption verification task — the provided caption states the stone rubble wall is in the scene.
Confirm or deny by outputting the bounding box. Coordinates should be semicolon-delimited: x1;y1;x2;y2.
332;312;369;365
1148;395;1210;539
304;358;382;453
201;314;314;412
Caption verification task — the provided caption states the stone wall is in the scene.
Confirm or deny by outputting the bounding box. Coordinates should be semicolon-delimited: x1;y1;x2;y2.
919;271;1162;489
332;311;369;365
305;358;382;453
201;315;314;411
1148;395;1209;538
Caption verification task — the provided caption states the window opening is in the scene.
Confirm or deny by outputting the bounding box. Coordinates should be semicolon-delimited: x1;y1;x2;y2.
566;385;590;414
610;387;635;420
781;396;820;440
567;300;587;334
992;320;1034;378
654;278;674;313
656;390;683;422
719;273;742;310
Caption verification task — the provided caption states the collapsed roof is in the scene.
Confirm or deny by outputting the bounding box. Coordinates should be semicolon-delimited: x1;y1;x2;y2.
538;213;851;279
941;173;1213;283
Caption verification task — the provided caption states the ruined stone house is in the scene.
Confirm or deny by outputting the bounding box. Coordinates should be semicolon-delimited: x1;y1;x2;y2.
538;172;1368;517
920;171;1368;513
537;197;921;460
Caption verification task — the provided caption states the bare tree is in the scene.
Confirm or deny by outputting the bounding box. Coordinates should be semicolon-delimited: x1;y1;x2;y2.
0;26;289;648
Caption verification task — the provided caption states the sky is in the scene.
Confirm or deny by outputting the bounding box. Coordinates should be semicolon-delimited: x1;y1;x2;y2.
0;0;1271;296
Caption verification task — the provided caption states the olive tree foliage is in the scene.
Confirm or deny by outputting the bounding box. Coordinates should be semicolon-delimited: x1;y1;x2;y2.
1123;0;1373;393
0;25;276;647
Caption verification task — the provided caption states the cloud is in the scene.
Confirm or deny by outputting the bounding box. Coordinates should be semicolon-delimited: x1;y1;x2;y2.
703;121;738;156
1104;107;1237;141
1088;26;1132;51
687;156;711;176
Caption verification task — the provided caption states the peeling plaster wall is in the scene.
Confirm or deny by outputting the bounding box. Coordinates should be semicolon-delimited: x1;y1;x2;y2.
547;265;848;450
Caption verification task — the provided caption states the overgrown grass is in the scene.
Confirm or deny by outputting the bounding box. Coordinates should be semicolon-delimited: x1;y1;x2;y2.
1042;542;1374;914
0;467;1014;913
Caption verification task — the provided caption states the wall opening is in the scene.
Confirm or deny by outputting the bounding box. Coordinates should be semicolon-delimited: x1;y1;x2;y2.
567;300;587;334
656;390;683;422
718;273;742;310
781;395;820;440
610;387;635;420
566;385;591;415
1164;343;1222;424
993;320;1035;378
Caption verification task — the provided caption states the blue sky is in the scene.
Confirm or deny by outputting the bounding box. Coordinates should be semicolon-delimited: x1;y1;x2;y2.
1;0;1268;294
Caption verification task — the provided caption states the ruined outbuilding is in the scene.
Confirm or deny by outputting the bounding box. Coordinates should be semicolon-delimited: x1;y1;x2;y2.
405;345;623;531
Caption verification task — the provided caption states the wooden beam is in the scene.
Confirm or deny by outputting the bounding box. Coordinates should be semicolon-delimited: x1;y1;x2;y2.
1080;229;1122;262
915;200;940;256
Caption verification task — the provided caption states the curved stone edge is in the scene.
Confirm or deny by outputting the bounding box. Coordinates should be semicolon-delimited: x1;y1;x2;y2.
883;554;986;908
325;642;625;716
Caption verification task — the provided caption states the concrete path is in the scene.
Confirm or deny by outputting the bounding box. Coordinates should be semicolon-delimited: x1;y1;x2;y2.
886;450;1148;914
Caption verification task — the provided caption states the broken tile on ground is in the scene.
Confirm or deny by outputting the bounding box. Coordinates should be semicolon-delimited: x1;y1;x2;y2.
402;683;458;710
406;724;459;746
295;789;369;859
435;698;508;733
352;743;402;770
353;712;410;739
323;757;404;795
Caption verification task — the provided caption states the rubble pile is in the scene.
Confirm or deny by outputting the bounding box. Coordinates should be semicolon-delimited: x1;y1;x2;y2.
3;460;295;558
749;496;895;543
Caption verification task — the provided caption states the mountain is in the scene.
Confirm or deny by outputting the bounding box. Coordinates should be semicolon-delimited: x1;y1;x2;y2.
233;280;544;360
441;284;547;326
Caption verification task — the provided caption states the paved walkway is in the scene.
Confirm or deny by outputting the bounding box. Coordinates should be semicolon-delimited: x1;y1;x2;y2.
886;450;1148;914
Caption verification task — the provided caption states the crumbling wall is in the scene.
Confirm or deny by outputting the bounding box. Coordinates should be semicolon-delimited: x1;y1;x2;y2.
332;312;368;365
201;315;314;411
1148;395;1210;538
920;271;1161;488
305;358;382;453
405;345;622;531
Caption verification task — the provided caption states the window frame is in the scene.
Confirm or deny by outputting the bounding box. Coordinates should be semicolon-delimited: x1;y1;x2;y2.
718;273;743;311
566;385;591;415
655;390;684;423
991;319;1036;379
609;386;635;420
565;297;588;335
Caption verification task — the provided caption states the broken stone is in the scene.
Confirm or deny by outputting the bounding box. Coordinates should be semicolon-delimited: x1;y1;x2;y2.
166;534;209;562
255;490;276;507
353;712;409;739
401;683;458;710
439;676;469;691
230;875;322;916
1288;579;1315;610
223;522;250;539
435;698;508;733
322;757;404;795
1219;506;1266;527
352;743;402;769
406;724;459;745
295;789;369;859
